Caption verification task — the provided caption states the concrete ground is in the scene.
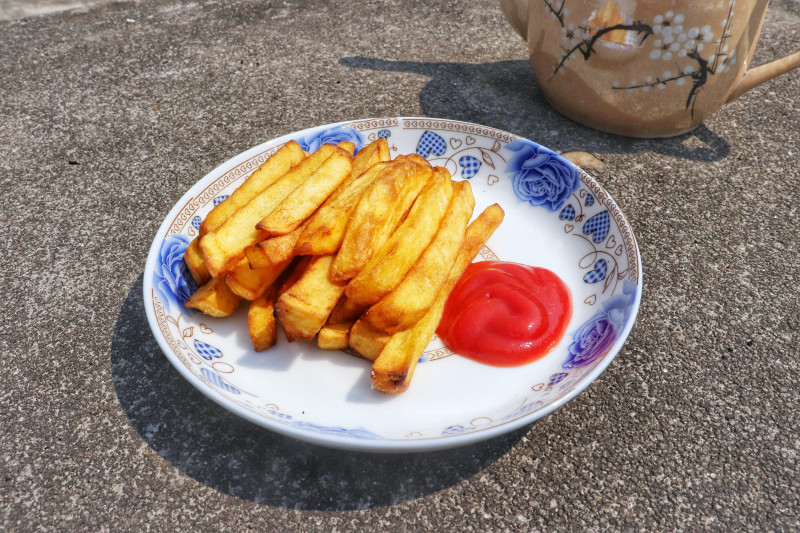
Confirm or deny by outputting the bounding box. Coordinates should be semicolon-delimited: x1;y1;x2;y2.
1;0;798;530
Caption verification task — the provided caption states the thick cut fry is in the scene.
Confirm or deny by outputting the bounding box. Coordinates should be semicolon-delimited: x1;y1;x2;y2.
199;141;305;236
199;143;337;277
315;294;364;350
245;228;301;269
349;317;391;362
278;256;312;297
345;167;454;306
347;137;387;185
224;257;290;301
336;141;356;156
330;159;433;282
317;322;352;350
377;137;390;161
293;161;390;256
327;295;365;325
275;255;346;342
257;147;353;236
184;237;211;285
248;282;279;351
371;203;505;393
396;153;429;166
365;181;475;333
184;277;241;317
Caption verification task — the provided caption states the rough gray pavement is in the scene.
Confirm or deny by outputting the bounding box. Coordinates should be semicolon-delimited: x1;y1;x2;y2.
1;0;798;531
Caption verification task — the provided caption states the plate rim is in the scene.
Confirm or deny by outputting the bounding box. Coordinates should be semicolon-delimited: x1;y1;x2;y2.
142;117;643;453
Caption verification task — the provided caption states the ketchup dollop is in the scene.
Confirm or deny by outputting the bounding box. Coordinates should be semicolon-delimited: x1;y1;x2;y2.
437;261;572;366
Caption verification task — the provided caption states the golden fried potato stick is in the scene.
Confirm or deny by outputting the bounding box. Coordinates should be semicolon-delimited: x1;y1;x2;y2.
377;137;390;161
256;147;353;236
330;159;433;283
293;161;390;256
329;295;366;324
199;143;338;277
396;153;429;166
184;277;242;317
292;138;390;257
345;167;454;306
371;203;505;393
224;257;290;301
348;138;387;183
315;294;365;350
349;316;392;362
244;228;301;269
317;322;352;350
248;281;280;351
364;180;475;333
278;255;312;297
336;141;356;156
199;141;305;236
275;255;347;342
184;237;211;285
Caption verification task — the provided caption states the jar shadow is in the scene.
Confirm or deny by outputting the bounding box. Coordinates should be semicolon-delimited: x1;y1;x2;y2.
338;56;730;162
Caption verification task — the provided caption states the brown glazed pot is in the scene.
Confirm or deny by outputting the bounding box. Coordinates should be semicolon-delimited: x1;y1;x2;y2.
500;0;800;137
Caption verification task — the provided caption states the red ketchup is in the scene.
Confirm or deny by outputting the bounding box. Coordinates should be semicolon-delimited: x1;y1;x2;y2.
437;261;572;366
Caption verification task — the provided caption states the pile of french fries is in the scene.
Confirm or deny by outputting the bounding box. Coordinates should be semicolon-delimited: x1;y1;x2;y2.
182;137;504;393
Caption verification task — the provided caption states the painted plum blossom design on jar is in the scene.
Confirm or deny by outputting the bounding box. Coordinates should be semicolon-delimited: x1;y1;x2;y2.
295;125;365;154
505;139;580;212
546;0;738;116
563;279;637;369
153;234;197;313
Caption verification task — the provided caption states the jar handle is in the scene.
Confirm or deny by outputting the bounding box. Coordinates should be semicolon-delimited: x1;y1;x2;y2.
726;49;800;103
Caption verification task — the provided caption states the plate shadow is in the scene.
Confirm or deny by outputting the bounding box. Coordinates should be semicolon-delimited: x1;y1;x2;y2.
338;56;730;162
112;276;526;510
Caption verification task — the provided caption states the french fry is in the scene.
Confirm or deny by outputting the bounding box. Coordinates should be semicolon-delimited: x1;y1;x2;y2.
199;143;338;277
224;257;290;301
349;316;392;362
293;161;390;256
328;295;365;325
275;255;346;342
184;277;241;317
336;141;356;156
364;180;475;333
257;147;353;236
317;322;352;350
292;138;391;257
377;137;390;161
347;137;387;185
248;282;280;351
371;203;505;393
345;167;454;306
199;141;305;236
278;255;311;294
330;159;433;282
184;237;211;285
315;294;364;350
244;228;301;269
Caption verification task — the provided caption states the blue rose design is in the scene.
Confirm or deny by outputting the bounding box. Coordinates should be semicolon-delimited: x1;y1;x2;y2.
505;139;580;211
563;280;638;369
296;125;365;154
563;313;617;369
152;234;197;313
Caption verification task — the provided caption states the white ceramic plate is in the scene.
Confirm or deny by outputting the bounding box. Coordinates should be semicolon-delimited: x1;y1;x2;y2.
143;118;642;452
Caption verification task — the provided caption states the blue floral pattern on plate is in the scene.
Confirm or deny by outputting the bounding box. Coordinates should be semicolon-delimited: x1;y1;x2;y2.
506;139;580;211
296;125;365;154
564;280;638;369
152;234;197;313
